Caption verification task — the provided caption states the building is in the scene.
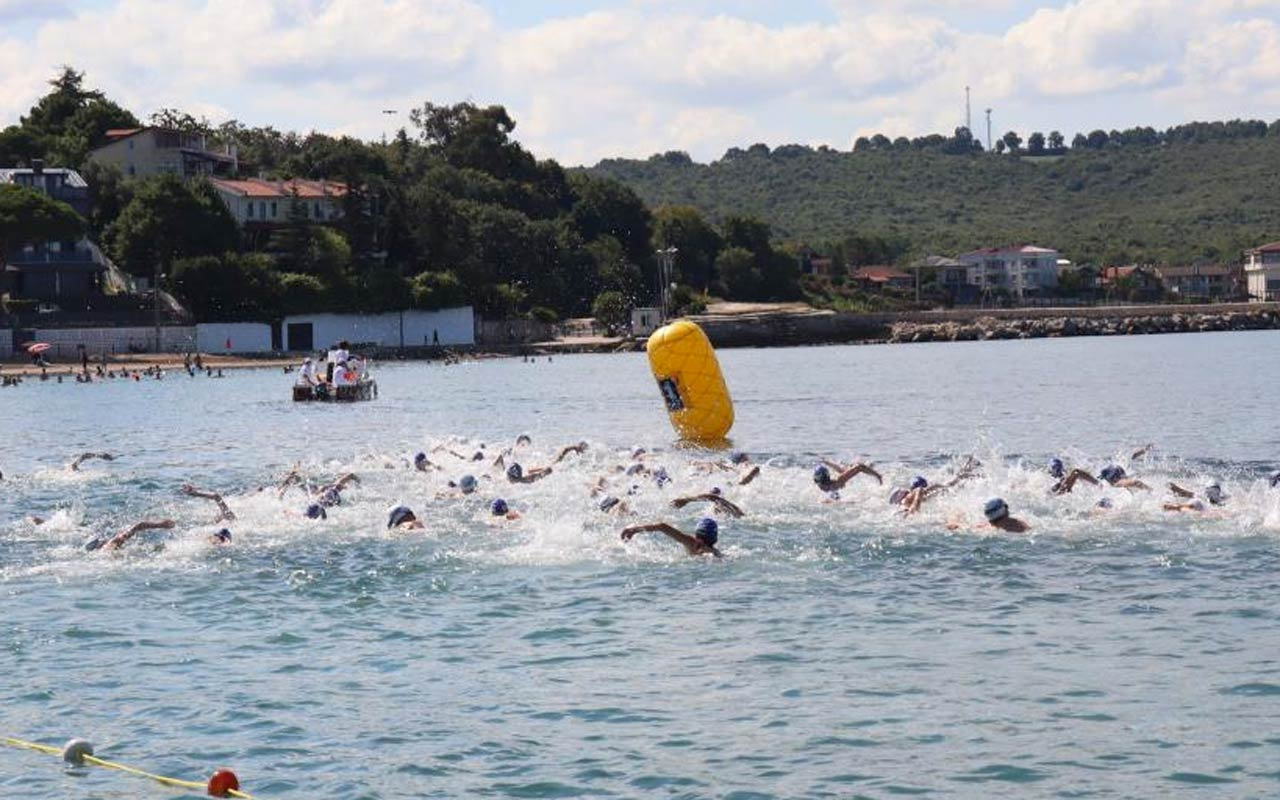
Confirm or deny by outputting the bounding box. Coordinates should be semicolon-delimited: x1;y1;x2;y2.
88;127;237;179
1156;264;1242;300
0;162;110;307
955;244;1061;299
1244;241;1280;302
208;177;346;227
1099;265;1163;301
851;265;913;290
910;255;974;303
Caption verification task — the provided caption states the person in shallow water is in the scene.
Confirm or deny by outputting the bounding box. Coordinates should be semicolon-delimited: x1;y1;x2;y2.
387;504;425;531
946;498;1030;533
489;498;521;521
1099;465;1151;492
1167;481;1227;506
506;462;552;484
813;461;883;493
621;517;722;557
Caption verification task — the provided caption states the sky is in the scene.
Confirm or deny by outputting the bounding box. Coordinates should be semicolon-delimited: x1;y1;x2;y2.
1;0;1278;166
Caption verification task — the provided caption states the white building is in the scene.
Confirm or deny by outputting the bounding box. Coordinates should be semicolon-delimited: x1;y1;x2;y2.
1244;241;1280;302
88;127;237;179
208;177;346;227
956;244;1061;299
282;307;475;352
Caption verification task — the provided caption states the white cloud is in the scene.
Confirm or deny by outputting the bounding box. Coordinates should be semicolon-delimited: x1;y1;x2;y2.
1;1;1278;165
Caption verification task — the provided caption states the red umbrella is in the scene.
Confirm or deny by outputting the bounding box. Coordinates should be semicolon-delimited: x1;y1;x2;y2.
25;342;51;354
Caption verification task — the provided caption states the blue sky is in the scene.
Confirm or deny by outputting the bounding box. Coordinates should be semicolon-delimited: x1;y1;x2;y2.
1;0;1278;165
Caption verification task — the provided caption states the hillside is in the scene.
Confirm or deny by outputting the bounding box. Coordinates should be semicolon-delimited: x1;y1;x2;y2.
588;135;1280;265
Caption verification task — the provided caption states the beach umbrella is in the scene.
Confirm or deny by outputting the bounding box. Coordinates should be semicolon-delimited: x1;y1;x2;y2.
25;342;51;354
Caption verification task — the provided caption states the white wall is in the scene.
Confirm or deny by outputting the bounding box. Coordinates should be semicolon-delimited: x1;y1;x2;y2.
196;322;273;353
28;326;197;357
282;307;474;351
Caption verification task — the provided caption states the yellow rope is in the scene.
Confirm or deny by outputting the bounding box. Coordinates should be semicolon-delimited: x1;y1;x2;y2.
3;736;258;799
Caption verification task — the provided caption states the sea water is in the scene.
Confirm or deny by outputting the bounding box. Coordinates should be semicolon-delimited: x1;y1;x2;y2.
2;331;1279;798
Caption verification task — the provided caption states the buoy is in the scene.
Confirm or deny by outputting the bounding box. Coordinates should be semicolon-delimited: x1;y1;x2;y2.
62;738;94;766
646;320;734;442
207;768;240;797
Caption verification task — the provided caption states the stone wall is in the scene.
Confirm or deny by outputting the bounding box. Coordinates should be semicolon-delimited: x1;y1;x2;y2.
888;309;1280;343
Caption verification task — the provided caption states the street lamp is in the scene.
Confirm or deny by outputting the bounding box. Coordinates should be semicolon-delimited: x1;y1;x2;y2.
656;247;678;323
380;109;397;145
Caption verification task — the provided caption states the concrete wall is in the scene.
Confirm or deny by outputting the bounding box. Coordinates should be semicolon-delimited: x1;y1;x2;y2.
475;319;555;344
0;328;11;358
27;326;196;357
282;307;474;351
196;323;273;353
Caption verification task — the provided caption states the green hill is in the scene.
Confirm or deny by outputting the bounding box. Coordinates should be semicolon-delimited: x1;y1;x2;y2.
587;131;1280;265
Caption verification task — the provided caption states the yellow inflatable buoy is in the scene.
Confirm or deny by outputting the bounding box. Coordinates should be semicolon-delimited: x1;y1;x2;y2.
646;320;734;442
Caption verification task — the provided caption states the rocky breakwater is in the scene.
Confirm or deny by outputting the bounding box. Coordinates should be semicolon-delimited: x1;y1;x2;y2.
888;309;1280;344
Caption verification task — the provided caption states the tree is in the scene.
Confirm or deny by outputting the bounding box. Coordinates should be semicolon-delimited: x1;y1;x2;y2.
53;99;139;166
1071;132;1087;149
652;205;722;291
1085;129;1109;149
20;67;103;142
569;172;653;263
0;183;86;253
591;290;629;333
409;101;538;183
1027;132;1046;155
715;246;761;300
1048;130;1065;150
170;253;281;321
994;139;1006;154
410;270;468;310
106;175;238;278
1001;130;1022;152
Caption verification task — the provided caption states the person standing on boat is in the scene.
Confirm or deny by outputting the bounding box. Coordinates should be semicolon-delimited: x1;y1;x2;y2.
325;343;340;383
298;357;319;387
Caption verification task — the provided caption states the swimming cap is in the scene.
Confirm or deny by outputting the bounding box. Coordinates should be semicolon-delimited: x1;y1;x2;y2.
983;497;1009;522
305;503;327;520
730;451;748;465
625;462;645;476
1099;466;1125;484
1048;458;1065;478
599;495;621;512
813;465;831;485
83;535;107;552
631;447;646;458
471;451;485;461
459;474;478;493
710;487;722;496
888;488;908;505
506;463;523;480
414;452;428;466
491;498;509;516
1205;484;1225;505
319;487;342;507
213;528;232;542
694;517;719;546
653;467;670;486
387;504;415;528
910;475;928;490
516;434;532;445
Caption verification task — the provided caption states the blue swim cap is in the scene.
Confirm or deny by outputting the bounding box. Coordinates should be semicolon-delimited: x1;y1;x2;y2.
214;528;232;542
599;495;620;512
387;504;414;528
414;452;428;467
516;434;532;445
653;467;670;486
1271;470;1280;488
319;487;342;507
506;463;523;480
1205;484;1225;505
83;534;107;552
459;474;477;493
983;498;1009;522
813;465;830;484
305;503;327;520
1188;500;1206;512
910;475;928;490
694;517;719;546
491;498;509;516
625;462;645;476
1099;466;1125;484
1048;458;1065;478
471;451;485;461
710;486;722;496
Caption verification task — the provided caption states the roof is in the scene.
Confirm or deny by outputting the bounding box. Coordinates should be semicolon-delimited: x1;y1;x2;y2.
958;244;1059;258
104;128;145;140
209;177;348;199
1245;240;1280;254
0;167;88;188
910;255;966;268
1156;264;1236;278
852;265;911;282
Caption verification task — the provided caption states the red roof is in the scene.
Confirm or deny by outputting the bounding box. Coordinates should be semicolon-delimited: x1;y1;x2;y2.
959;244;1058;257
852;265;911;282
1247;240;1280;254
210;177;347;199
104;128;144;140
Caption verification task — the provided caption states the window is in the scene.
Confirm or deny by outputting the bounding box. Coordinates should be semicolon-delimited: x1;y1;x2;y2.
128;165;135;176
247;201;254;218
270;202;277;218
259;201;266;218
314;202;322;218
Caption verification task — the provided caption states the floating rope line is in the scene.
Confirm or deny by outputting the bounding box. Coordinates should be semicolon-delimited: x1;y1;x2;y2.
2;736;257;798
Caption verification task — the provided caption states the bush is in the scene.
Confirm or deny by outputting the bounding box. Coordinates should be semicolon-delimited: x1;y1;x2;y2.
278;272;327;315
669;284;707;316
591;290;629;333
410;270;468;310
528;305;558;323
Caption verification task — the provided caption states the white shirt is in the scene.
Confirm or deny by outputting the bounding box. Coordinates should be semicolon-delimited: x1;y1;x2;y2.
333;365;352;386
326;349;339;366
299;361;316;385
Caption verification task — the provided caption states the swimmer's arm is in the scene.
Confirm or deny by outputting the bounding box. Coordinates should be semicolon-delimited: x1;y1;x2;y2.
1167;482;1194;498
621;522;689;544
1064;469;1099;491
900;488;925;516
331;473;360;491
738;465;761;485
1119;478;1151;491
709;495;744;518
1131;443;1154;460
105;519;176;550
181;484;236;521
554;443;587;463
69;452;114;471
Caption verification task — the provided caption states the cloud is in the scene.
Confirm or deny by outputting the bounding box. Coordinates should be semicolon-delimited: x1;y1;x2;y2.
0;0;71;22
1;1;1279;166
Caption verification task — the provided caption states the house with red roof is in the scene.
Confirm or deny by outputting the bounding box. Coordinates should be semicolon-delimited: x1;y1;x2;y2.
1244;241;1280;301
851;265;913;290
88;127;237;179
208;177;347;227
954;244;1060;299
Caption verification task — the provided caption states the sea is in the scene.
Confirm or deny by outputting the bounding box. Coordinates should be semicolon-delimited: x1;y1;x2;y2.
2;330;1279;799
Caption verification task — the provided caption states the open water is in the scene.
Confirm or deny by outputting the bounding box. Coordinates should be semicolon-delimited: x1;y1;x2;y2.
2;331;1280;799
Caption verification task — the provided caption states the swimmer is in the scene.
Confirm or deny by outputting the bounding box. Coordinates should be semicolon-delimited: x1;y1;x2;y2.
1099;466;1151;492
671;488;744;518
1163;499;1207;513
440;473;480;498
553;441;588;464
69;452;115;471
621;517;722;558
302;502;327;520
1048;458;1099;495
696;451;761;486
180;483;237;522
515;434;533;447
1271;470;1280;489
813;461;883;493
84;519;177;552
1168;481;1227;506
387;504;425;531
946;498;1030;534
506;462;552;484
489;498;521;521
1131;443;1155;461
412;452;439;472
208;528;233;546
597;495;631;515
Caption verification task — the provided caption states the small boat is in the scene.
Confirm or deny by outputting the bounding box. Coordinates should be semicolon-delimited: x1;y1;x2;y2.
292;380;378;402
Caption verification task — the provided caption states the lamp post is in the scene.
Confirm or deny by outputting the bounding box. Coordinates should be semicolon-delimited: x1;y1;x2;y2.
656;247;678;323
380;109;397;145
